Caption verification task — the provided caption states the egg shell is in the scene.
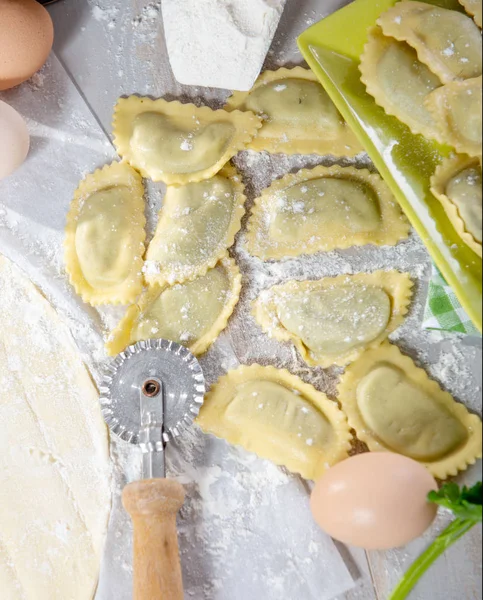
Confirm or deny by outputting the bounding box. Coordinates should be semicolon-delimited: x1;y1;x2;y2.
311;453;438;550
0;101;30;181
0;0;54;91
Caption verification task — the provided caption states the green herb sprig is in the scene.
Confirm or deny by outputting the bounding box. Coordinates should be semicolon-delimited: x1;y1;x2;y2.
389;482;482;600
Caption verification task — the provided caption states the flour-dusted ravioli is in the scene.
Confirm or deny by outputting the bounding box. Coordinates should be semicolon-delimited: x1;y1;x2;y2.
360;27;443;140
426;76;483;157
197;365;352;480
338;343;482;479
225;67;363;156
106;258;241;356
65;161;146;306
246;165;410;260
378;2;482;84
431;155;482;256
144;166;246;287
459;0;482;27
253;272;413;368
113;96;262;185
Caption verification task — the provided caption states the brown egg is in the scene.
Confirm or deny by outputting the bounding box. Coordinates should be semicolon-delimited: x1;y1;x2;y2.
311;453;438;550
0;0;54;91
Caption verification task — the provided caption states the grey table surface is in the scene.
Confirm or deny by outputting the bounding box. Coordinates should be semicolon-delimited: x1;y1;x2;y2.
46;1;482;599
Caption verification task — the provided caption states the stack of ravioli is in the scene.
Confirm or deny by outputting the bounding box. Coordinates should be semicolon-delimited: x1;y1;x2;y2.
360;0;482;258
64;53;482;484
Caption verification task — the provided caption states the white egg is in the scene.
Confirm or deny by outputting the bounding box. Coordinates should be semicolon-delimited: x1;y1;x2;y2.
0;100;30;181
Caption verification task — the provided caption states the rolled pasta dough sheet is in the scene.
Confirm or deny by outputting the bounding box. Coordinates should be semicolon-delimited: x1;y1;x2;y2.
0;255;111;600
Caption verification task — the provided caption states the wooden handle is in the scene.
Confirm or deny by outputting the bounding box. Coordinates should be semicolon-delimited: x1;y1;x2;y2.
122;479;185;600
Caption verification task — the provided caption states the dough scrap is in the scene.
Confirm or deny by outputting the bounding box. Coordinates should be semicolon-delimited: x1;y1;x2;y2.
144;165;246;287
197;365;352;480
337;343;483;479
106;258;241;357
0;255;111;600
226;67;363;156
253;271;413;368
245;165;410;260
360;27;443;140
459;0;482;27
378;2;482;84
65;161;146;306
113;96;262;185
425;76;483;157
431;154;482;257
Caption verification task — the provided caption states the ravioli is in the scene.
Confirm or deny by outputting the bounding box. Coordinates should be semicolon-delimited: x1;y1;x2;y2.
144;166;246;286
378;2;482;84
64;162;146;306
106;258;241;356
226;67;363;156
360;27;443;140
431;155;482;257
113;96;262;185
245;165;410;260
253;271;413;367
426;76;483;157
197;365;352;480
337;343;483;479
459;0;482;27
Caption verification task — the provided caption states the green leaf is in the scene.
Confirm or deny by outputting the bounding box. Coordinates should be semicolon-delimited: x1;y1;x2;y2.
428;482;482;522
461;482;483;506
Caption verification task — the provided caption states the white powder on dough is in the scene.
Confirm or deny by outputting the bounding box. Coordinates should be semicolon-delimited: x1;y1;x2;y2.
161;0;287;91
0;255;112;598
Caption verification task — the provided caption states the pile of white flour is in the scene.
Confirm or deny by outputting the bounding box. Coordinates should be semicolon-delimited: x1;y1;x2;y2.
162;0;287;90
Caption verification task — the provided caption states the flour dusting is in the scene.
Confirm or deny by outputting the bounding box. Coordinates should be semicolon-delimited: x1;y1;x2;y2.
162;0;287;90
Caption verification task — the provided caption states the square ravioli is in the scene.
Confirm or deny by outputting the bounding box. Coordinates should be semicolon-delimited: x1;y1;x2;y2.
106;258;241;357
253;271;413;367
113;96;262;185
64;162;146;306
431;154;482;257
338;343;482;480
197;365;352;481
226;67;363;156
378;2;482;84
245;165;410;260
144;165;246;287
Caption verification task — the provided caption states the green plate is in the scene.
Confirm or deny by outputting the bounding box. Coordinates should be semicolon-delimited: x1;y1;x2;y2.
298;0;482;332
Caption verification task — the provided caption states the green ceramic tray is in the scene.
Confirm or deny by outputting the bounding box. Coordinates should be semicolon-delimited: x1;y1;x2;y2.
298;0;482;332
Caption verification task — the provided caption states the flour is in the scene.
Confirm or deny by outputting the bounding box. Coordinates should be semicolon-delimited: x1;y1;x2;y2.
162;0;287;90
132;2;161;27
92;4;119;30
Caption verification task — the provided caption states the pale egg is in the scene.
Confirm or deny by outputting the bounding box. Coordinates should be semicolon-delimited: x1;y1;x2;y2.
0;101;30;181
311;453;438;550
0;0;54;91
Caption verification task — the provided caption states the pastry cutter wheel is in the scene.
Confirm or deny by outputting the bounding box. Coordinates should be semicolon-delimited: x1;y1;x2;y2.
100;339;206;600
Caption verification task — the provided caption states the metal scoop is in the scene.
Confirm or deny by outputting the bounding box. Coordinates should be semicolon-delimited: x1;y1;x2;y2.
100;339;205;600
